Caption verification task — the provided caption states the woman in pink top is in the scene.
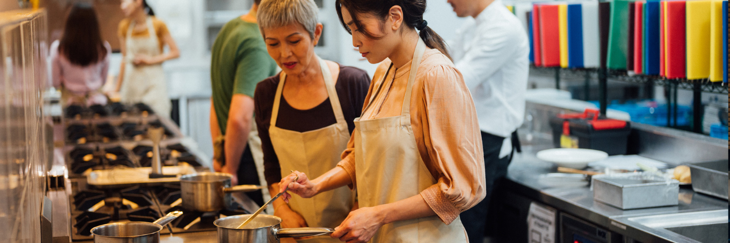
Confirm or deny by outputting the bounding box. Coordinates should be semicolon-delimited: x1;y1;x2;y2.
50;3;111;106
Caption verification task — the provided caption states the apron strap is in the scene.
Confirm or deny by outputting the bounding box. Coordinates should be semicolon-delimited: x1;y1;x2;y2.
360;64;393;117
318;57;347;127
271;72;286;126
145;17;157;41
401;38;427;116
271;57;346;127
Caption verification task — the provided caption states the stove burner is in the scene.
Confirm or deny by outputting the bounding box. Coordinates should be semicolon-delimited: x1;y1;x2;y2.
132;145;153;156
153;185;182;205
176;153;201;166
134;145;170;167
74;212;111;236
167;144;188;153
107;102;128;116
95;123;119;141
165;207;204;229
164;201;248;231
127;206;162;222
73;190;105;211
65;105;85;118
89;105;108;117
66;125;90;142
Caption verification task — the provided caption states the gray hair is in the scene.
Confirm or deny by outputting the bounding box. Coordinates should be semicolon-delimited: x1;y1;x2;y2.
257;0;319;40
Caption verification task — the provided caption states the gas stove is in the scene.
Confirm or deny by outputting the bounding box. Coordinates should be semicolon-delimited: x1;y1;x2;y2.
68;180;250;241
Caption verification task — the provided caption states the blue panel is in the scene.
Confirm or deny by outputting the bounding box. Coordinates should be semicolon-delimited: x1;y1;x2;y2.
567;4;584;68
644;1;661;75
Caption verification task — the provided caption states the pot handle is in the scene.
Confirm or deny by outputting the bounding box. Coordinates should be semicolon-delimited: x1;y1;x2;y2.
274;227;334;238
223;185;263;193
152;211;183;227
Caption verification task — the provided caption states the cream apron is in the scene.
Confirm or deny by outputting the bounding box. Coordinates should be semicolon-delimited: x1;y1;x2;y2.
269;57;353;242
120;17;171;117
354;39;467;243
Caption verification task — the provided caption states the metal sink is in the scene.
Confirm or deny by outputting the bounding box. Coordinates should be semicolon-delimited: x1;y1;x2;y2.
627;210;728;242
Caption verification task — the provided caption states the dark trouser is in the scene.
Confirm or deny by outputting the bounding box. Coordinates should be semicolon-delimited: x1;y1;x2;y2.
460;131;514;243
236;145;265;206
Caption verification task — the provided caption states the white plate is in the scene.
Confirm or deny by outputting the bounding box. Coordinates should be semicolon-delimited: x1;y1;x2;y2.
536;148;609;169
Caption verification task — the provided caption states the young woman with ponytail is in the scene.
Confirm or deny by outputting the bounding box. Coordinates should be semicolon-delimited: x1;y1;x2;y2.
277;1;486;242
114;0;179;117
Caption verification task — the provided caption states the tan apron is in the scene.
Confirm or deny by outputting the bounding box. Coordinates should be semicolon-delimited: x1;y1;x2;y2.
354;39;467;243
120;17;171;117
269;57;353;242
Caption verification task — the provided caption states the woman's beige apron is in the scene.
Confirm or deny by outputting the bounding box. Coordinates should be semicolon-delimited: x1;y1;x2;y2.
269;57;353;242
120;17;171;117
353;39;467;243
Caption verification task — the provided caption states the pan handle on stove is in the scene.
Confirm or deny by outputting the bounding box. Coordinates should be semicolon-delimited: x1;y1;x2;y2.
152;211;183;227
274;227;334;238
223;185;264;193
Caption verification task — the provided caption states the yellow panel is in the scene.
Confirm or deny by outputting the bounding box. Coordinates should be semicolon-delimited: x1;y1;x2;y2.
709;0;723;82
686;1;712;79
559;4;569;68
506;5;514;13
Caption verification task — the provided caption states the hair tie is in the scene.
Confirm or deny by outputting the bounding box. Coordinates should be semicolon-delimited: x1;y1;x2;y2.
416;20;428;31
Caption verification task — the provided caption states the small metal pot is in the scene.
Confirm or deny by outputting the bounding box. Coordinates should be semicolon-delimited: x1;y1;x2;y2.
180;172;262;212
214;214;334;243
91;211;182;243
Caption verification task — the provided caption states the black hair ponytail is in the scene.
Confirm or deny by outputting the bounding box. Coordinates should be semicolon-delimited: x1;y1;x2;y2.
142;0;155;16
336;0;452;61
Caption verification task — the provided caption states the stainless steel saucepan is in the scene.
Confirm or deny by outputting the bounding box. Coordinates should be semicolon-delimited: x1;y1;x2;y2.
214;214;334;243
180;172;263;212
90;211;182;243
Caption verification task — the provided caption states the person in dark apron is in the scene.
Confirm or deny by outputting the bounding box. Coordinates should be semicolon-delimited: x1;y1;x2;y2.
254;1;371;242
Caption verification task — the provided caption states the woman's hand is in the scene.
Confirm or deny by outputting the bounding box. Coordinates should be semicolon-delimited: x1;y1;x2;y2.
132;54;156;66
221;166;238;186
274;205;308;228
212;159;223;172
279;171;317;202
331;206;385;243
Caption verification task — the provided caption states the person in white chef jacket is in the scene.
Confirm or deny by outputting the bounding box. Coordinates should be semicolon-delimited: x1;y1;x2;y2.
446;0;530;242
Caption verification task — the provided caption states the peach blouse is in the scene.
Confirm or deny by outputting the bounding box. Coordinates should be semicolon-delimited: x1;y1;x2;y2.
338;49;487;225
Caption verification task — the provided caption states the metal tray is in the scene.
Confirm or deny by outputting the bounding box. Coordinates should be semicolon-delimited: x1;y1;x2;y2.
688;160;728;200
593;174;679;209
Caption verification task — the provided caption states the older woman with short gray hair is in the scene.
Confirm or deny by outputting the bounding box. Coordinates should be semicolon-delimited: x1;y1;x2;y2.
253;0;370;240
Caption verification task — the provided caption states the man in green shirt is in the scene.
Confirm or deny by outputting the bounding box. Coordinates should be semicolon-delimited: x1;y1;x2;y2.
210;0;277;206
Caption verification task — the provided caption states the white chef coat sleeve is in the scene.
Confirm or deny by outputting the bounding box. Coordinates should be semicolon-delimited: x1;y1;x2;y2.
454;25;520;90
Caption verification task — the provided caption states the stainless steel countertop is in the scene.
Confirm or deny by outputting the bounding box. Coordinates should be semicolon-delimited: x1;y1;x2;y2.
506;135;728;242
